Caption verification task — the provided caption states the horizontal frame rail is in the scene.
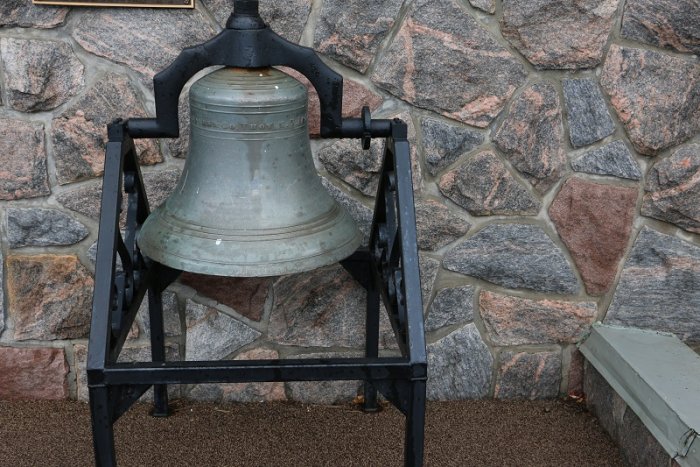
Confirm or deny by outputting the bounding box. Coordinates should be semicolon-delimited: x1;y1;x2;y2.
94;357;424;386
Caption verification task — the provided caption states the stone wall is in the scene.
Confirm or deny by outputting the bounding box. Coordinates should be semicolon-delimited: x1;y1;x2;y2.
0;0;698;402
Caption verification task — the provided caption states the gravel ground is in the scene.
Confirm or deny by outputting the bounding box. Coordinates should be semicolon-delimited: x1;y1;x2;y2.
0;398;624;466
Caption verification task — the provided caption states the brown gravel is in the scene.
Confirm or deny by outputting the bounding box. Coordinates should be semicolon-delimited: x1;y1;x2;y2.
0;399;624;466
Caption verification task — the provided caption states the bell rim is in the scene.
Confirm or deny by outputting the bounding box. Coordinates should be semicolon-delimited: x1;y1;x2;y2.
137;219;362;278
137;203;364;277
149;203;347;239
140;233;362;278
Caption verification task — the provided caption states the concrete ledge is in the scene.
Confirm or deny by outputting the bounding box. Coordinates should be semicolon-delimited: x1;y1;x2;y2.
579;324;699;467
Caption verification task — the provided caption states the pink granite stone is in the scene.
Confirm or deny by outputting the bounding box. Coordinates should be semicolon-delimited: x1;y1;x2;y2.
601;45;700;156
51;73;162;185
495;351;561;400
180;273;271;322
549;177;638;295
642;144;700;234
567;349;585;398
621;0;700;55
7;255;93;341
0;0;67;29
0;38;84;112
372;0;526;128
314;0;403;72
0;347;68;400
279;68;383;137
414;198;471;251
501;0;618;69
493;83;566;194
0;118;50;201
71;8;215;83
480;291;597;346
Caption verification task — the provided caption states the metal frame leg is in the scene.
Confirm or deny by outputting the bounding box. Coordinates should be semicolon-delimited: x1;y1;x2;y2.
148;285;171;417
363;276;381;412
404;380;426;467
90;386;117;467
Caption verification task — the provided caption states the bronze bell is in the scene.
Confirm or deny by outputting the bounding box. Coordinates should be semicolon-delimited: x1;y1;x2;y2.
137;67;361;276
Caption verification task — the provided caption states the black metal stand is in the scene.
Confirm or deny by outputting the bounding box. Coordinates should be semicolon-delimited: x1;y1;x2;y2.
87;2;426;465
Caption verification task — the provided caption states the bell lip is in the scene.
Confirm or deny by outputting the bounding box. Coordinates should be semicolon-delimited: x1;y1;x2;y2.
150;204;349;239
138;228;363;278
137;203;364;278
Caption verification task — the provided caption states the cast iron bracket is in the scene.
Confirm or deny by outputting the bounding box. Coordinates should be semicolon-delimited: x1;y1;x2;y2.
87;2;426;466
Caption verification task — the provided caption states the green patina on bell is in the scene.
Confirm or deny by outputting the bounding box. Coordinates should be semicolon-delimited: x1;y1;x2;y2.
137;67;361;277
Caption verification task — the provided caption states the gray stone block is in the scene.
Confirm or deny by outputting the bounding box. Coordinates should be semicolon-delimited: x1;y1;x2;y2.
425;286;475;332
642;143;700;234
138;291;182;338
414;198;471;251
74;344;179;402
444;224;579;294
583;361;627;441
287;352;362;405
571;140;642;180
188;348;286;403
495;351;562;400
57;169;180;223
438;151;541;216
321;177;373;246
7;208;89;248
605;227;700;343
427;323;493;400
584;362;675;467
469;0;495;14
620;405;674;467
563;78;615;148
185;300;260;361
421;117;484;176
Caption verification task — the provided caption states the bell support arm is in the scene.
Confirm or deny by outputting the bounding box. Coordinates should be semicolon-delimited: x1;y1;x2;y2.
368;120;427;370
87;120;167;382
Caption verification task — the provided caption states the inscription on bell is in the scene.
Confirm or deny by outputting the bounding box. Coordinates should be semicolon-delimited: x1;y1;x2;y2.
192;115;307;132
